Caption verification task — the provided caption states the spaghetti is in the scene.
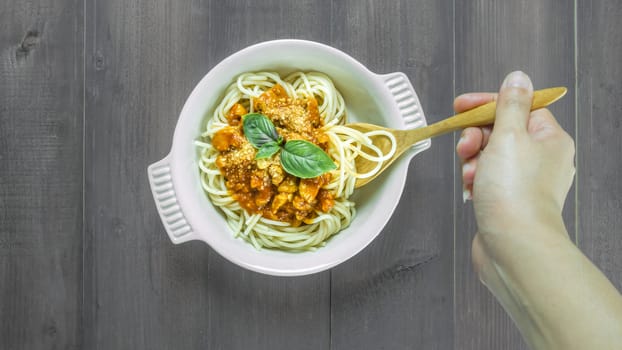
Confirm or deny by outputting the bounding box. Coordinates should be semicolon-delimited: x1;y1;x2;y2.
196;72;396;251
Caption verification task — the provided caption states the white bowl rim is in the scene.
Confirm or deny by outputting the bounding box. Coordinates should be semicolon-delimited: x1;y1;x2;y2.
148;39;431;276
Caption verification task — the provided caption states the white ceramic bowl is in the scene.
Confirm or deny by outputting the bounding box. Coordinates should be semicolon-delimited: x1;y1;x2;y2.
148;39;430;276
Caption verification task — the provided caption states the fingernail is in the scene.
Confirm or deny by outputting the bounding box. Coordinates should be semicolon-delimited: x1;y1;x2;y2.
462;162;474;177
456;134;466;149
463;187;472;203
502;71;532;89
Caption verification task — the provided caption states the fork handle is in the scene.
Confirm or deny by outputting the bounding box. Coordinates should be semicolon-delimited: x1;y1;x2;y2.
413;86;568;140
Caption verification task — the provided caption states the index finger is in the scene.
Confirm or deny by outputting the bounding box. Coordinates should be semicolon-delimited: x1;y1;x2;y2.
454;92;497;113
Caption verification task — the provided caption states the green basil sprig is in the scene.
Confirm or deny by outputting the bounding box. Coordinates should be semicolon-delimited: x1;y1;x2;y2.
243;113;280;148
280;140;337;178
255;141;280;159
242;113;336;178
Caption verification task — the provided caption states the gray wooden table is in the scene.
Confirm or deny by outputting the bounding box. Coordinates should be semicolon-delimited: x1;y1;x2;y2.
2;1;621;349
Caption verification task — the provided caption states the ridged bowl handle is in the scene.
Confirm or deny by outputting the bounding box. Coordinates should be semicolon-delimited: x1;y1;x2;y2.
379;72;431;150
147;154;197;244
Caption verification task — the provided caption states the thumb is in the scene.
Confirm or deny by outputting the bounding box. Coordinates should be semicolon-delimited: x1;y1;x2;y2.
490;71;534;139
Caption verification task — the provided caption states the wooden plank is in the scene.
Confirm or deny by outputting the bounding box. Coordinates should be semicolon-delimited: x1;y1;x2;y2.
0;1;83;349
329;1;455;349
203;2;334;348
454;1;576;349
577;0;622;291
84;1;331;349
84;1;212;348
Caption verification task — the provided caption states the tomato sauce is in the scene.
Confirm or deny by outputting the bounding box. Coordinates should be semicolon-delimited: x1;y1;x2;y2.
213;85;335;225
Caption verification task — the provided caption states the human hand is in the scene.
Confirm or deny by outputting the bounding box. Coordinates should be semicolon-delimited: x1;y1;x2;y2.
454;73;622;350
456;71;575;240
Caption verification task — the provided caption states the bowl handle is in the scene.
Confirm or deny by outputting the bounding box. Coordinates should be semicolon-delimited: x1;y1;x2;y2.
379;72;430;130
148;154;198;244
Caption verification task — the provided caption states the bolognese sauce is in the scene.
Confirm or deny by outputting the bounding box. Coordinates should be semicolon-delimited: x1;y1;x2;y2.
212;84;335;226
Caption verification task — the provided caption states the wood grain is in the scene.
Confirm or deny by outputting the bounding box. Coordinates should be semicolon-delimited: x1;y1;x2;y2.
202;3;334;348
453;1;576;349
577;0;622;291
84;1;213;348
2;0;621;349
329;1;455;349
0;1;83;349
84;1;331;349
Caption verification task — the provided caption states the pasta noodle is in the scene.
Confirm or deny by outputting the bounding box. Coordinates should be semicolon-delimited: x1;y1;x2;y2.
196;72;396;251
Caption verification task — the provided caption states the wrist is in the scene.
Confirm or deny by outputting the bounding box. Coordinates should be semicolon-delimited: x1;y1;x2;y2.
478;213;572;269
475;196;568;242
474;224;622;350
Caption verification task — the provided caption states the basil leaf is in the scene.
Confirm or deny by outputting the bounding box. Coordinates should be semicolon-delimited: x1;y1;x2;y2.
255;141;280;159
280;140;337;178
243;113;279;148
